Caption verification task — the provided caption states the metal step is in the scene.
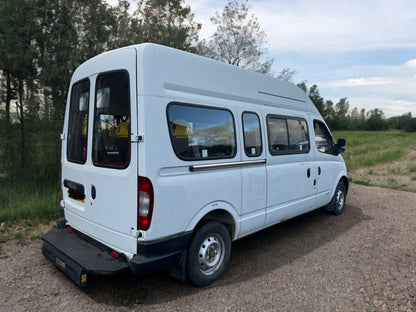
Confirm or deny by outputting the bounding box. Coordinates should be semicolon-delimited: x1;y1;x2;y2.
42;228;129;287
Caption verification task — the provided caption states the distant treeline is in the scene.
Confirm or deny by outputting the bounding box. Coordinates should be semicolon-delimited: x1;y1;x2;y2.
297;82;416;132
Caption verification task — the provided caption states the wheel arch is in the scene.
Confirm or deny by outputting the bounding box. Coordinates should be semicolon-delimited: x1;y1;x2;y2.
340;175;349;194
186;204;238;241
332;173;349;198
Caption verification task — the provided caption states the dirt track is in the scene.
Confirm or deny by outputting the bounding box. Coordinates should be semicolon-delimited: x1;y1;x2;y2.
1;183;415;311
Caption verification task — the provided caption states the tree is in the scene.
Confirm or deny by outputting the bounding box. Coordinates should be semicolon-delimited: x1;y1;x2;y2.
201;0;273;73
349;107;366;130
36;0;80;120
109;0;139;48
136;0;201;52
335;97;349;118
308;85;324;114
323;100;335;120
297;81;307;93
366;108;387;131
0;0;39;168
74;0;116;61
276;68;297;83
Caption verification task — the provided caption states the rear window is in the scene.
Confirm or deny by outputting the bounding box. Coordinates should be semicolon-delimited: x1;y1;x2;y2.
167;103;236;160
67;79;90;163
93;71;131;168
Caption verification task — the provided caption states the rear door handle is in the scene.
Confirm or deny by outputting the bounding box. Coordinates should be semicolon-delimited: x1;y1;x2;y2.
91;185;96;200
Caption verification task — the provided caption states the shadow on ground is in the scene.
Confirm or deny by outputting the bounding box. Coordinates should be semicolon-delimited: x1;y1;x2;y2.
83;203;369;306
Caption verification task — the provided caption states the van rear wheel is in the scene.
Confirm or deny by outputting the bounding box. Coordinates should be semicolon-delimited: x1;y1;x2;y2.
325;181;346;215
187;221;231;287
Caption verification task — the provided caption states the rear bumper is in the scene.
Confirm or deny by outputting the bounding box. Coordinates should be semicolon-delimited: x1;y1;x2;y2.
42;218;193;286
42;228;129;287
130;231;193;275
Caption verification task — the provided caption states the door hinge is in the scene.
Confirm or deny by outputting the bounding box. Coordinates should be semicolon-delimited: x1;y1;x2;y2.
130;228;139;238
131;134;144;143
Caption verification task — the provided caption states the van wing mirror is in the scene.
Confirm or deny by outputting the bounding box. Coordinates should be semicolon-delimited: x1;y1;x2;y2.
334;138;346;155
337;138;346;147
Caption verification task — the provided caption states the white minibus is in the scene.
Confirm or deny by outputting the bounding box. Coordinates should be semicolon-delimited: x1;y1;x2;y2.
42;43;348;287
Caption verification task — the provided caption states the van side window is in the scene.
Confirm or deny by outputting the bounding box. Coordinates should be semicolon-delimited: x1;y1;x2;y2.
67;78;90;164
267;116;309;155
314;120;334;154
242;112;262;157
93;71;130;168
167;103;236;160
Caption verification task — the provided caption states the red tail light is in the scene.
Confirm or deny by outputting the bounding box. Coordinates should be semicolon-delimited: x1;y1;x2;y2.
138;176;154;231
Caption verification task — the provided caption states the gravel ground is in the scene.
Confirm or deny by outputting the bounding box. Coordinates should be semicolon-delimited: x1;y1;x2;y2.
1;183;415;312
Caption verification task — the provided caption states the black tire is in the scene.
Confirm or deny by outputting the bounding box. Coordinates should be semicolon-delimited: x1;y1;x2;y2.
325;181;346;215
187;221;231;287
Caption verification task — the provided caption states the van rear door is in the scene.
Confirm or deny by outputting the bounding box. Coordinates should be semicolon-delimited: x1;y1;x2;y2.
63;48;138;256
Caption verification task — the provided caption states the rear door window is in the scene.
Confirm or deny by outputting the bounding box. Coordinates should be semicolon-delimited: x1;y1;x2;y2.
93;71;131;168
67;79;90;164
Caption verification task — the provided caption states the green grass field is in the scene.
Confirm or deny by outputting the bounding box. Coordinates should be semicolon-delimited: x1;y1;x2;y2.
0;179;60;242
334;131;416;192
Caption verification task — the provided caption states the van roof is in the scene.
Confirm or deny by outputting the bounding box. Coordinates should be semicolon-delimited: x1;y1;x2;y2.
72;43;320;115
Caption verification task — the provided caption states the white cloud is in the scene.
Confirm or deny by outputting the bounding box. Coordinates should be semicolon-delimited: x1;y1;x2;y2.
348;97;416;117
253;0;416;53
406;59;416;67
319;59;416;117
324;77;393;88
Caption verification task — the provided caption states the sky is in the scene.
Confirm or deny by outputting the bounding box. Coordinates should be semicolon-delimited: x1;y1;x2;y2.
107;0;416;117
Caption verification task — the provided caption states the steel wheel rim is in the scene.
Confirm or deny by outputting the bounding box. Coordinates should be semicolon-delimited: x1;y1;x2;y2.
336;189;345;211
198;234;225;276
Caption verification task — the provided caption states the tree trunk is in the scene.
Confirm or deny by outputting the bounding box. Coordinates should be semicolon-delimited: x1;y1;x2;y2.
17;78;26;168
4;72;13;173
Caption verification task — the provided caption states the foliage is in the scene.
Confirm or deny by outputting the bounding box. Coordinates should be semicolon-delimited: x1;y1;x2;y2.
0;0;203;185
136;0;201;52
199;0;273;74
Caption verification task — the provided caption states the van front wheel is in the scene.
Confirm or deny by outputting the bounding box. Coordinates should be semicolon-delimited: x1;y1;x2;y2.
187;221;231;287
325;181;346;215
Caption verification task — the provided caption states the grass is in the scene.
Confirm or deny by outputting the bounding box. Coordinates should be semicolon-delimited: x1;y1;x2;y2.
0;177;60;242
333;131;416;192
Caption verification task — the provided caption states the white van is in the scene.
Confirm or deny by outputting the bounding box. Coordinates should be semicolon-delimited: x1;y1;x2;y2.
42;43;348;287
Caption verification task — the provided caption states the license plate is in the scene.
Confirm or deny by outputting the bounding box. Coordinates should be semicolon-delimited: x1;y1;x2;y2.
68;189;85;203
